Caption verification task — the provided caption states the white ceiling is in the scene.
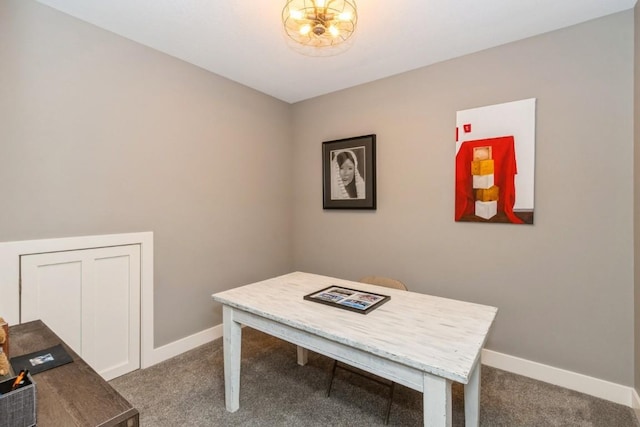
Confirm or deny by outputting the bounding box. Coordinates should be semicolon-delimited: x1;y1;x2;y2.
36;0;637;104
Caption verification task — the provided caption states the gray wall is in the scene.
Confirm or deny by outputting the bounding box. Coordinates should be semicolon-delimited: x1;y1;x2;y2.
291;12;635;386
0;0;293;347
635;2;640;396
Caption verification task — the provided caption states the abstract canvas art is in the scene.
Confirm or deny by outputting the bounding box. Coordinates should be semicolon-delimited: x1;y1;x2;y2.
455;98;536;224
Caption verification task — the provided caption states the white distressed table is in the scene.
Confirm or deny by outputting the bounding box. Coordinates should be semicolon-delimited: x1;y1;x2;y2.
212;272;497;426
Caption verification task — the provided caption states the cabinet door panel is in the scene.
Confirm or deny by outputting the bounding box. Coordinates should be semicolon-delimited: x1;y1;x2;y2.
21;255;85;352
88;247;141;379
21;245;141;380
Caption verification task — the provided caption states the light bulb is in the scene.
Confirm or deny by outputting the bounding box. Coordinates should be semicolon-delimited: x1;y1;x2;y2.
329;25;339;37
338;12;352;21
289;9;304;20
299;24;311;35
315;0;326;7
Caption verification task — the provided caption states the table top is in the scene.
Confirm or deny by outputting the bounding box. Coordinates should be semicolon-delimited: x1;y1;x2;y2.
7;320;139;427
212;271;498;384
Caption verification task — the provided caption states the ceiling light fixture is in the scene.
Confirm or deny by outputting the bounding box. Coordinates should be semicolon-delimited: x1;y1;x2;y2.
282;0;358;56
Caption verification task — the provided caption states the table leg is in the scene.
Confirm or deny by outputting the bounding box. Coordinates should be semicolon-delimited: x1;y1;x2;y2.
296;346;308;366
464;362;481;427
223;305;242;412
423;373;452;427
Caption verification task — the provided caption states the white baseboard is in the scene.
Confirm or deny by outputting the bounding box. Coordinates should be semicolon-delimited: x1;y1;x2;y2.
481;348;634;407
145;324;223;367
142;324;638;414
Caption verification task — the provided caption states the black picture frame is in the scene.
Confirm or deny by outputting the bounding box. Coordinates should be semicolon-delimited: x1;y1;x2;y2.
303;286;390;314
322;134;376;209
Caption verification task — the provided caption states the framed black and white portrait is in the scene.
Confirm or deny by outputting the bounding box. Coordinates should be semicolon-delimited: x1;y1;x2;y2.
322;134;376;210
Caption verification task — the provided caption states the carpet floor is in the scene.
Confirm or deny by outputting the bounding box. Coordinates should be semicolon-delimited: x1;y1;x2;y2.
110;328;639;426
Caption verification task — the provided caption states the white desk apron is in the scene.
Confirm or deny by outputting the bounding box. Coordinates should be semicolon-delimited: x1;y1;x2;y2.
212;272;497;427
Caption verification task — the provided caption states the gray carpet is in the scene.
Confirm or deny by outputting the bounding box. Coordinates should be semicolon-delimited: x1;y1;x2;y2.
110;328;639;426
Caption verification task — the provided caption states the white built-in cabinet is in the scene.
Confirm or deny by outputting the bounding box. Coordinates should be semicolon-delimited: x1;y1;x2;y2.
20;245;141;380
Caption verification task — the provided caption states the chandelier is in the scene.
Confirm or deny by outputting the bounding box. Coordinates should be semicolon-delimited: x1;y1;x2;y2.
282;0;358;55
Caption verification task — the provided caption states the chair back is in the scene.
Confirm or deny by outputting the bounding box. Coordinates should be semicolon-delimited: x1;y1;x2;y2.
359;276;407;291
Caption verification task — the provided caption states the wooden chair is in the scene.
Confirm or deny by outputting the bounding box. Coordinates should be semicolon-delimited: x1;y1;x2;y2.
326;276;408;425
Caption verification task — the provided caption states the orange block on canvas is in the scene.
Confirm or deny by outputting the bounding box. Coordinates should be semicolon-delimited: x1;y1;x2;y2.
471;159;494;176
476;185;499;202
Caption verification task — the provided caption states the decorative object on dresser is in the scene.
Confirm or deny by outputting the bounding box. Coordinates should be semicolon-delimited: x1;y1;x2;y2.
10;344;73;375
0;370;36;427
0;317;9;376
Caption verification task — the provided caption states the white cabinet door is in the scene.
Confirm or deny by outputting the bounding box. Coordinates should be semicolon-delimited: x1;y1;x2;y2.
21;245;141;380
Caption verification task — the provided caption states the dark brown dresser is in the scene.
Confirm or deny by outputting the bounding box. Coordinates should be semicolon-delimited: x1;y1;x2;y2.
6;320;139;427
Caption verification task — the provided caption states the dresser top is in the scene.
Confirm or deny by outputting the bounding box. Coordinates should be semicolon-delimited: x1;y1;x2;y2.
8;320;139;427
